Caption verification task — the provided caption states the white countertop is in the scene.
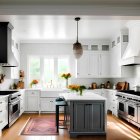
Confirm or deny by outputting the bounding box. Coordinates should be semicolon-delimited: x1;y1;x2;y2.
60;92;106;101
0;95;9;98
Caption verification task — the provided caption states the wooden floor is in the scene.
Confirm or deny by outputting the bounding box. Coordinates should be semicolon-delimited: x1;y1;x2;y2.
0;113;140;140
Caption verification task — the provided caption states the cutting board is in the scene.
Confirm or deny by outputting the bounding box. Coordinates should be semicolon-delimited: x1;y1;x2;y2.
116;82;125;90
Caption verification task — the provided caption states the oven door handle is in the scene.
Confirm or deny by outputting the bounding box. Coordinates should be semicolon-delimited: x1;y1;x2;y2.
9;100;20;105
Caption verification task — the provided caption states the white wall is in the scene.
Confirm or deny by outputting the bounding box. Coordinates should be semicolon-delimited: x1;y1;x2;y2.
20;42;109;88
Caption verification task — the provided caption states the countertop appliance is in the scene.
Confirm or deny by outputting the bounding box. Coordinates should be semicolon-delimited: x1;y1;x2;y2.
0;91;21;127
116;90;140;128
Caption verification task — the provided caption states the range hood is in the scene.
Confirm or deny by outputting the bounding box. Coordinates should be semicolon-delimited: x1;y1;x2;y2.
121;21;140;66
0;22;18;67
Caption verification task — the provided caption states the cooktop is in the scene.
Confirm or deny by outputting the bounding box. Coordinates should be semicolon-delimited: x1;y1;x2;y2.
0;91;18;95
119;90;140;96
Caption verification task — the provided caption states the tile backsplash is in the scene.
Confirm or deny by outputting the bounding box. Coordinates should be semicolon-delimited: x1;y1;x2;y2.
111;78;140;90
0;66;14;90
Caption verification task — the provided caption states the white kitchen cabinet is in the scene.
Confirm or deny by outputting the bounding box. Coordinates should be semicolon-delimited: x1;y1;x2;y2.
89;52;99;77
40;90;62;113
40;98;56;112
25;90;40;112
104;90;118;117
92;89;118;117
110;30;134;78
0;96;8;134
77;51;89;77
99;52;110;77
19;89;25;116
76;51;109;78
110;44;121;77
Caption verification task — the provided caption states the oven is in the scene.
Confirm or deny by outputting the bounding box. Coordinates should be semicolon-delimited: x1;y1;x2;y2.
118;98;127;119
126;101;138;122
137;105;140;124
8;92;20;127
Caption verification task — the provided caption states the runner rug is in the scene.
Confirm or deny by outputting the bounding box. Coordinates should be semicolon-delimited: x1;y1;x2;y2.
21;118;58;135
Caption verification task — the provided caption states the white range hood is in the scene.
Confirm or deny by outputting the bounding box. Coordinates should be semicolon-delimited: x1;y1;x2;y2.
121;21;140;66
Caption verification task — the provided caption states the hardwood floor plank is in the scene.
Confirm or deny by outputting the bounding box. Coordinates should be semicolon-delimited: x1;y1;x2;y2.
0;113;140;140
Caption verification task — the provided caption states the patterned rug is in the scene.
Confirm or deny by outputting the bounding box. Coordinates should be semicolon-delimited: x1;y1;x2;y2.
21;118;58;135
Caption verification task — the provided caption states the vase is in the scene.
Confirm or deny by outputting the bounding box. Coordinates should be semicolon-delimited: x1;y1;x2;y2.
79;89;83;96
32;84;37;88
66;79;68;88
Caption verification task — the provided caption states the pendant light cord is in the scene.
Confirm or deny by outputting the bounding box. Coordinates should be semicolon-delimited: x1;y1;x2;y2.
77;19;78;43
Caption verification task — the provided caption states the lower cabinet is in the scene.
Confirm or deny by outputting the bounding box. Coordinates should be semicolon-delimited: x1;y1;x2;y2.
0;96;8;132
19;90;25;116
25;90;40;112
91;89;118;117
69;101;105;137
40;98;56;112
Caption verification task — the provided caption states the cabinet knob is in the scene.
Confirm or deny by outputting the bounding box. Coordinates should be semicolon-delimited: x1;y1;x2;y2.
0;120;3;123
0;102;2;104
0;110;2;112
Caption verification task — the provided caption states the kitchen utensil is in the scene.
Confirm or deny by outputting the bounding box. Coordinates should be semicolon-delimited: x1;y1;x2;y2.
116;82;125;90
91;83;97;89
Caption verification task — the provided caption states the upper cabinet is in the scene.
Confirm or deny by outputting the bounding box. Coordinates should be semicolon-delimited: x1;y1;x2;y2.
110;30;134;78
76;42;110;78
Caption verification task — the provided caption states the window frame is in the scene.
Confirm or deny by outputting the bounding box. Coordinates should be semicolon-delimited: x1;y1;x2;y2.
27;55;70;88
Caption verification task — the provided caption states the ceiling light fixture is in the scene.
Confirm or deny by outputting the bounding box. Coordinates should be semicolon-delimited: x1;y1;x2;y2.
73;17;83;59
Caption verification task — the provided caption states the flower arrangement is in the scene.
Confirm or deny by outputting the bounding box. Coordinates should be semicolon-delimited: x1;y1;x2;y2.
61;73;71;79
68;84;86;95
30;79;38;88
61;73;71;87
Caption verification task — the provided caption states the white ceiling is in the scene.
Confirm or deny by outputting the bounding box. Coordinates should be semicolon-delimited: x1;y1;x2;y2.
0;15;140;42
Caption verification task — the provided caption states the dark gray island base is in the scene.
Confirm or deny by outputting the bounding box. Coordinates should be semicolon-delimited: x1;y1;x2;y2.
67;100;106;138
60;92;107;137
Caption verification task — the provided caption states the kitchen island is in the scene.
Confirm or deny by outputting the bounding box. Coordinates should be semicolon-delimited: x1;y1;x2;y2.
60;92;107;138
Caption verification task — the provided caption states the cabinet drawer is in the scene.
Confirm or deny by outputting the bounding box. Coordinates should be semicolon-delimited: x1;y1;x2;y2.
0;104;7;112
26;90;40;96
0;110;8;129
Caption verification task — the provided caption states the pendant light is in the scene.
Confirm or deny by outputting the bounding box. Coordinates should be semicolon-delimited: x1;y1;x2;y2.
73;17;83;59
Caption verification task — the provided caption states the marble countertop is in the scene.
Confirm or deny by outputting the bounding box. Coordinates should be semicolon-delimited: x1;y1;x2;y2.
0;95;9;98
60;92;106;101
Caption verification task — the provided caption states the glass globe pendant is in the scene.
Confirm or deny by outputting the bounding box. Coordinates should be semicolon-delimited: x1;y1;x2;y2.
73;17;83;59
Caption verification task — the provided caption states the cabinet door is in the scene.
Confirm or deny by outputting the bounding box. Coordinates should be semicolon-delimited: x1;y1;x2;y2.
40;98;56;112
27;96;39;111
73;102;104;132
77;51;89;77
100;52;110;77
89;52;99;77
110;45;121;77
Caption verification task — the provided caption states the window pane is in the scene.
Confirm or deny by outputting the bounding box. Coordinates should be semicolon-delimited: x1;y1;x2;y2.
44;58;54;83
29;57;40;83
58;58;70;87
58;58;69;75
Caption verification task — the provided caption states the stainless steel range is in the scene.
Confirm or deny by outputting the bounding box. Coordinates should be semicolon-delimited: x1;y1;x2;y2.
116;90;140;128
0;91;21;127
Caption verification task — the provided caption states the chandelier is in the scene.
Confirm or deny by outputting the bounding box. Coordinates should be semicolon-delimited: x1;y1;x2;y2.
73;17;83;59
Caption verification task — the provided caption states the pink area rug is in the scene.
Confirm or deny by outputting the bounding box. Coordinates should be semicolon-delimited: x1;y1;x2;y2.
21;118;58;135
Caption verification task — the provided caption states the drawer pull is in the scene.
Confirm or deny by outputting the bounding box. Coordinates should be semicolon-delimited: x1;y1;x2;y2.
0;120;3;123
0;110;2;112
0;102;2;104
